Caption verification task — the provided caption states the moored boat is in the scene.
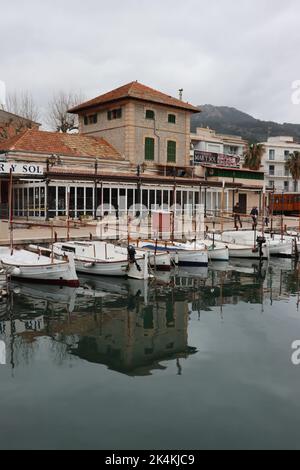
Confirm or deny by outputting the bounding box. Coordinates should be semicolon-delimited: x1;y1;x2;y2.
226;242;269;260
217;230;292;258
129;243;171;271
136;241;208;267
0;248;79;287
53;241;150;280
187;240;229;262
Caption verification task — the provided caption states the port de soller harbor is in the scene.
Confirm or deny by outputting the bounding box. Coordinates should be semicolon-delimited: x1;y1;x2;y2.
1;77;300;451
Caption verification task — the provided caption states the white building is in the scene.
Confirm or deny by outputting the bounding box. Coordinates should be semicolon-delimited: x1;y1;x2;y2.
260;136;300;192
190;127;247;167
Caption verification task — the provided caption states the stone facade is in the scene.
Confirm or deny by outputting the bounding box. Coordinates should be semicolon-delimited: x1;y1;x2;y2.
80;100;191;167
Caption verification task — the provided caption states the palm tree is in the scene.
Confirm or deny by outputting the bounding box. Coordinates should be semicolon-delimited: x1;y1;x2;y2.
286;151;300;192
243;143;265;171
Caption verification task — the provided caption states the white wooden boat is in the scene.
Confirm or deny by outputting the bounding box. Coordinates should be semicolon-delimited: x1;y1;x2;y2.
186;240;229;262
0;248;79;287
130;243;171;271
227;243;269;260
53;241;150;280
218;231;292;258
136;241;208;267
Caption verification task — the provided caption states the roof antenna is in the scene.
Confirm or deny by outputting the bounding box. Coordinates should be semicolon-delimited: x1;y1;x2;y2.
179;89;183;101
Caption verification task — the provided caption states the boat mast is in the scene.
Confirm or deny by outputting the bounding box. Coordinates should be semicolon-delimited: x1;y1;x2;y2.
66;186;71;242
220;181;225;234
8;168;14;256
262;186;266;238
51;221;54;264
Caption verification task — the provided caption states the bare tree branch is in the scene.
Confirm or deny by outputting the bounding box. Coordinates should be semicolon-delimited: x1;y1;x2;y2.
47;91;84;133
6;90;40;122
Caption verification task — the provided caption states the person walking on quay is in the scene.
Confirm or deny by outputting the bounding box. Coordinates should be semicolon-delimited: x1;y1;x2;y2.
265;206;270;227
250;206;259;230
233;202;242;230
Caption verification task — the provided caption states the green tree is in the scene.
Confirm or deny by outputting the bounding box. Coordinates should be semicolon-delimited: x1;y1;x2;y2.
286;151;300;191
243;143;265;171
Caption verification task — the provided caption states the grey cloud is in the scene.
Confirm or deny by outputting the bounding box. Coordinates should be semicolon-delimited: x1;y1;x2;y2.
1;0;300;125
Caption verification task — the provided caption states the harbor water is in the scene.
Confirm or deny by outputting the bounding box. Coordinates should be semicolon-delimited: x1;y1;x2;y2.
1;259;300;450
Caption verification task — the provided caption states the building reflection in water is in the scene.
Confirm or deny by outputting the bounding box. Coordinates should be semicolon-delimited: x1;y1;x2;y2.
0;258;299;374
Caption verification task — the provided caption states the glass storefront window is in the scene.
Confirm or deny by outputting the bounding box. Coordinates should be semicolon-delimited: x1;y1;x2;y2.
29;188;34;217
40;187;45;218
58;187;66;214
35;187;40;217
86;188;93;216
48;187;56;216
77;188;84;216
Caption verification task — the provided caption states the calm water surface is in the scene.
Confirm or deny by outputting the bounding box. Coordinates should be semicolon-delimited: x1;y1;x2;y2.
1;259;300;450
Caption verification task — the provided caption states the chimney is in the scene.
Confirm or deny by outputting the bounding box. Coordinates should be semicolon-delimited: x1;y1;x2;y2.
179;88;183;101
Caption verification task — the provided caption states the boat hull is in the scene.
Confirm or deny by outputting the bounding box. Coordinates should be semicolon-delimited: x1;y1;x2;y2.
148;252;171;271
74;257;149;280
1;254;79;287
140;243;208;267
268;241;292;258
53;242;150;280
217;231;293;259
202;242;229;262
228;245;269;260
175;249;208;267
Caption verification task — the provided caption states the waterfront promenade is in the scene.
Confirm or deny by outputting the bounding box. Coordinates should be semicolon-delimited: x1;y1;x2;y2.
0;214;299;246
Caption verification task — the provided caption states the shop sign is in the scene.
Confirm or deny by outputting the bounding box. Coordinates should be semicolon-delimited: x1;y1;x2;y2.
194;151;240;168
0;163;44;176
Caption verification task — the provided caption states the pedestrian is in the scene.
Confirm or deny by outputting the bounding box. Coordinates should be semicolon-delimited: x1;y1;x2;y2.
265;206;270;227
250;206;259;230
233;202;242;230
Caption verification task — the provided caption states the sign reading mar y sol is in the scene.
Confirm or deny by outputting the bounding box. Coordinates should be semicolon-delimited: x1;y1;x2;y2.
0;163;44;176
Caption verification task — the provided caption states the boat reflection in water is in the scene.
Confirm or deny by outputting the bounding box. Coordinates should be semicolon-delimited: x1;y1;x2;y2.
0;258;299;373
1;276;198;375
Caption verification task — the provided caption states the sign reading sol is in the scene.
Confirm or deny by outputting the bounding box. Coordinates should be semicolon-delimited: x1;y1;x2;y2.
0;163;44;176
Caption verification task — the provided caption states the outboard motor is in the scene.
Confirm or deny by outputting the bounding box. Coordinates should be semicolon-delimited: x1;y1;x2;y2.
256;236;266;260
128;245;137;263
127;245;142;272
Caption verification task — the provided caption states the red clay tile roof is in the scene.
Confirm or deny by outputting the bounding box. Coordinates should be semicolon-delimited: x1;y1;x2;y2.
0;129;122;159
69;81;200;114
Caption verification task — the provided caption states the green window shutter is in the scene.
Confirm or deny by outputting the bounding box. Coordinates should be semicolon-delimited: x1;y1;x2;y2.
146;110;155;120
167;141;176;163
168;114;176;124
145;138;155;161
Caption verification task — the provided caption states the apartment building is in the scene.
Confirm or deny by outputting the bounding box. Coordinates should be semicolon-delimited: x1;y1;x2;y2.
261;136;300;192
190;127;262;214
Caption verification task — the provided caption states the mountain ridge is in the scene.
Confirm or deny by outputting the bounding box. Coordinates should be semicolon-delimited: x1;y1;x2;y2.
191;105;300;143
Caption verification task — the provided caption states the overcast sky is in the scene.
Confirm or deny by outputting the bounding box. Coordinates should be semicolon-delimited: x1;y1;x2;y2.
1;0;300;126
